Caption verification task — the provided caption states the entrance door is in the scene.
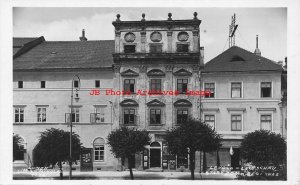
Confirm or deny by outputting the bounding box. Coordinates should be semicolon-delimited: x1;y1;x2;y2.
231;148;241;170
150;149;161;167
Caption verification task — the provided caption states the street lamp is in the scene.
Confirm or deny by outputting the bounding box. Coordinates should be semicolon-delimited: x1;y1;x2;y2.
69;74;80;180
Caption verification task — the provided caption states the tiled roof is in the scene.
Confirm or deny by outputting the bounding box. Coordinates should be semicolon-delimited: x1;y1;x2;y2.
13;37;39;55
203;46;282;73
13;40;114;71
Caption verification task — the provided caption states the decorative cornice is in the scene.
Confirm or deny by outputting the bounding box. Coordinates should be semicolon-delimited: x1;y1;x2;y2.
147;99;165;107
202;108;220;112
173;68;192;76
139;65;147;73
256;108;276;112
227;108;246;112
120;99;139;107
165;65;173;72
120;69;139;77
147;69;165;77
113;64;121;73
174;99;192;107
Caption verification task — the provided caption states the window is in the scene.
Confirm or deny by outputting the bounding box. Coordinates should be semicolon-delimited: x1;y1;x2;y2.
231;82;242;98
124;109;135;125
66;108;80;123
14;107;24;123
93;137;105;162
149;44;162;53
177;109;188;124
204;83;215;98
41;81;46;88
18;81;23;88
74;80;79;88
231;114;242;131
124;79;135;93
37;107;46;122
177;79;188;94
91;106;105;123
176;43;189;52
261;114;272;130
261;82;272;98
95;80;100;88
150;79;161;94
124;45;136;53
150;109;161;124
204;115;215;129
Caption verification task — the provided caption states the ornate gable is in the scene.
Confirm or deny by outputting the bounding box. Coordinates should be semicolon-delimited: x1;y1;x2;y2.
120;99;139;107
147;69;165;77
146;99;165;107
174;99;192;107
120;69;139;77
173;68;192;76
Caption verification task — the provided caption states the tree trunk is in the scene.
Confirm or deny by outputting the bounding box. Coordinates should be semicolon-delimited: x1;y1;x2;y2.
217;150;220;167
190;151;195;180
203;151;207;172
128;156;134;180
58;161;63;180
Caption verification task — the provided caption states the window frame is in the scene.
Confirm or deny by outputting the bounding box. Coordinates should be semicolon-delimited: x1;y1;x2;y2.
18;81;23;88
231;82;242;98
14;107;24;123
124;44;136;53
74;80;79;88
204;82;215;98
149;43;163;53
260;113;273;131
176;42;189;53
204;114;216;129
176;109;188;125
95;80;100;88
123;108;136;125
37;107;47;123
150;79;162;94
124;79;135;94
231;114;242;131
149;109;162;125
177;79;188;94
260;82;272;98
41;81;46;88
94;144;105;162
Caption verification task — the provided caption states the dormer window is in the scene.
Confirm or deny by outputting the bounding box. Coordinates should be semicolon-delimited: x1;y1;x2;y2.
124;45;136;53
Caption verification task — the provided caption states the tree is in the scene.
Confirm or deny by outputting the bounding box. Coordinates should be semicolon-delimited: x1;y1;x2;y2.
240;130;286;178
165;119;221;180
13;134;23;161
33;128;82;179
107;126;151;180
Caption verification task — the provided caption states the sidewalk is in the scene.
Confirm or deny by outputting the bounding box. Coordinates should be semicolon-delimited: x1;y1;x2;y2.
13;170;238;180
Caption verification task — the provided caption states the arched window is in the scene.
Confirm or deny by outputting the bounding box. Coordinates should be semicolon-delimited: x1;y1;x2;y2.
93;137;105;162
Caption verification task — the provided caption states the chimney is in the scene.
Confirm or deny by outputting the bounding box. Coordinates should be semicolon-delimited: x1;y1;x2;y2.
254;35;261;56
79;29;87;41
285;57;287;67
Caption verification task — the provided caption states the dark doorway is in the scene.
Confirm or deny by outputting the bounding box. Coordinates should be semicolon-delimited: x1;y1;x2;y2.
150;149;161;167
231;148;241;170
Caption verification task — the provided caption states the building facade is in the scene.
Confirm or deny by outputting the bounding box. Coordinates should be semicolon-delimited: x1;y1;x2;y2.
13;13;285;172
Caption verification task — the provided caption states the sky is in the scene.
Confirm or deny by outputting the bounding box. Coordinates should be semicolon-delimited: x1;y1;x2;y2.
13;7;286;62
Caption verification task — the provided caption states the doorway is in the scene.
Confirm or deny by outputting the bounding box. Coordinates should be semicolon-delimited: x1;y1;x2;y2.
231;148;241;170
150;149;161;167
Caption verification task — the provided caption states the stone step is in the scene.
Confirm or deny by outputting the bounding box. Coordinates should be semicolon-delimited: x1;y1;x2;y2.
145;167;163;172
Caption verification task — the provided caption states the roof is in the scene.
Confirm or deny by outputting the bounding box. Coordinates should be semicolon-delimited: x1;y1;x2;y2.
13;40;114;71
203;46;282;73
13;37;39;55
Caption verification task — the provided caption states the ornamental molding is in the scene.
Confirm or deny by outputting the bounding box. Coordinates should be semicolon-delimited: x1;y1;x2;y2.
227;108;246;112
150;32;162;42
174;99;192;107
120;69;139;77
177;31;189;41
147;99;165;107
124;32;136;42
173;68;192;76
147;69;165;77
256;108;276;112
120;99;139;107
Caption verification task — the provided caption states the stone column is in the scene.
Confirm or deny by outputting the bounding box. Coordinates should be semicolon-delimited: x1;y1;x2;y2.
113;64;121;129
